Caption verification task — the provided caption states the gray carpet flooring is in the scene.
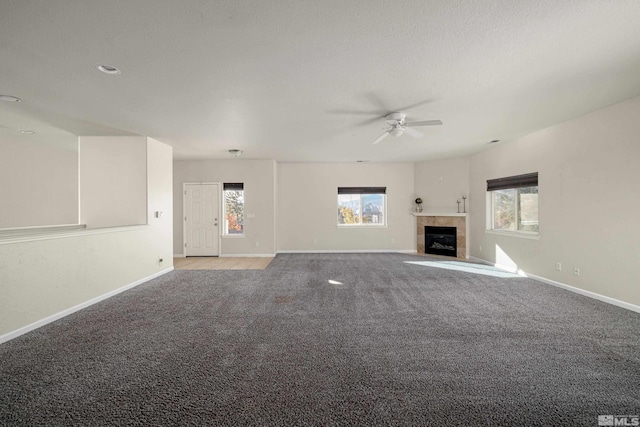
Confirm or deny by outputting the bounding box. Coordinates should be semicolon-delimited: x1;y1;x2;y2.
1;253;639;426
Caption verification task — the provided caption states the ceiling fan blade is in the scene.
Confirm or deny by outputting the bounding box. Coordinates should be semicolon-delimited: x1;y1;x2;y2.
356;115;387;126
325;109;385;116
364;92;390;114
366;94;433;115
405;119;443;127
372;130;390;145
403;126;423;138
394;98;433;112
325;107;388;127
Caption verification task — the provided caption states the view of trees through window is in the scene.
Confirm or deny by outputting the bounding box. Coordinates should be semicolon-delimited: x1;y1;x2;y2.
224;189;244;235
492;186;538;233
338;193;385;225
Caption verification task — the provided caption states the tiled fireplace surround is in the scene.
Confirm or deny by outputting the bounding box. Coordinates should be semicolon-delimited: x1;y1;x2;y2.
415;213;468;259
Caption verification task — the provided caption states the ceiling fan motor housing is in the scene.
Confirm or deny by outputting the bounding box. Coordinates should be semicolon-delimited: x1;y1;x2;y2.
385;112;406;123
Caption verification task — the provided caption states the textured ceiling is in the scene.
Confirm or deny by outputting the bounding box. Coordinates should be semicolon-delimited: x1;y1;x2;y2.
2;0;640;162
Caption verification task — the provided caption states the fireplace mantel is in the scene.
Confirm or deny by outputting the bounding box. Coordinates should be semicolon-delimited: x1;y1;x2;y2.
413;213;469;259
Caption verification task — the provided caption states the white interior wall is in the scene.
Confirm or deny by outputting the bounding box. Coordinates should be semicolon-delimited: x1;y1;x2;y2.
3;92;640;339
277;162;415;252
414;157;470;213
173;159;276;256
0;138;173;338
0;133;78;228
80;136;147;228
469;96;640;307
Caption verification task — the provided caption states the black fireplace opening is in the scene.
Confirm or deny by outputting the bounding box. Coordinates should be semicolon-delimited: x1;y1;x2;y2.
425;226;457;257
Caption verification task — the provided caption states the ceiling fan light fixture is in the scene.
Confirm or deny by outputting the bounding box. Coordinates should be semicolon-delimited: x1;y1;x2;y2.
373;112;441;144
19;129;36;135
229;149;243;157
389;127;404;137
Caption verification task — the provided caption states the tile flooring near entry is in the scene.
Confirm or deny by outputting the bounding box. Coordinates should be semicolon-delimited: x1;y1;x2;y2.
173;256;274;270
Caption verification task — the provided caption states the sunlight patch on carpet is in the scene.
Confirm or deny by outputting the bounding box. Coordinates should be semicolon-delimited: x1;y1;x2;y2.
404;260;525;278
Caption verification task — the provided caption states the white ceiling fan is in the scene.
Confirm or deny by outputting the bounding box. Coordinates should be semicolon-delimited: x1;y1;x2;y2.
373;112;442;145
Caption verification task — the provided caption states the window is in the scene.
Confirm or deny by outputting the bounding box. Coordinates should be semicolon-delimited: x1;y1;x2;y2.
223;183;244;235
487;173;538;234
337;187;386;226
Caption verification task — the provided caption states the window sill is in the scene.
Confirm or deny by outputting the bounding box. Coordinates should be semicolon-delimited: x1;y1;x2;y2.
485;230;540;240
337;224;388;229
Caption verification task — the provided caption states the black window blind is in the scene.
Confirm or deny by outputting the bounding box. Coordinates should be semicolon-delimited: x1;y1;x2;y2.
338;187;386;195
487;173;538;191
223;183;244;191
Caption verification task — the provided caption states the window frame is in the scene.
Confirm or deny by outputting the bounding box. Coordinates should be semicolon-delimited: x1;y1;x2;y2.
337;187;387;228
486;173;539;238
222;183;244;237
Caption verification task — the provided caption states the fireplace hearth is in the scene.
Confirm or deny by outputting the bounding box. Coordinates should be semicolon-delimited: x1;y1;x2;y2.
425;226;457;257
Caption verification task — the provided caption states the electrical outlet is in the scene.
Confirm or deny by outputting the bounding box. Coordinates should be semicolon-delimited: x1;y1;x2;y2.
573;267;580;276
313;238;317;245
255;241;260;247
479;245;482;252
556;262;562;271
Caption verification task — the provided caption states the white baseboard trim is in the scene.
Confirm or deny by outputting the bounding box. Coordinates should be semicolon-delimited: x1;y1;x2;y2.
468;255;522;274
468;256;640;314
175;254;275;258
0;267;174;345
219;253;276;258
468;255;495;265
526;273;640;314
277;249;417;254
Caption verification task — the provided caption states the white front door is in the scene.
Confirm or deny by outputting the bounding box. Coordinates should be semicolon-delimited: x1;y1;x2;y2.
184;183;219;256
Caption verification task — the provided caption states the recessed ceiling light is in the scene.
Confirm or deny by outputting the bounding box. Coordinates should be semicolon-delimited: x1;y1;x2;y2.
356;160;369;163
229;149;243;157
96;64;122;75
0;95;22;102
19;129;36;135
489;139;500;144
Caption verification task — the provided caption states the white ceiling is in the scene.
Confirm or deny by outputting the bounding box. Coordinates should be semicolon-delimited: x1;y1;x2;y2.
2;0;640;162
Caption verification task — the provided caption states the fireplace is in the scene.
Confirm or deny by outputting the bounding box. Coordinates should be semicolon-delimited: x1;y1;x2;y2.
415;214;466;259
425;226;457;257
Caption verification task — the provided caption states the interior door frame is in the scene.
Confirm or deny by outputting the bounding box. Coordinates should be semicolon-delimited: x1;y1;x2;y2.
182;182;222;257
